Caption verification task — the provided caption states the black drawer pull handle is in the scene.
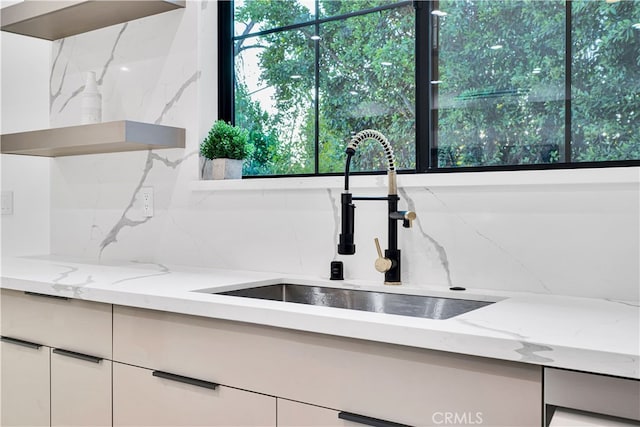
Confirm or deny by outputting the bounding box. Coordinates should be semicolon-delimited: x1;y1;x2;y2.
1;336;43;350
338;411;411;427
152;370;219;390
25;291;69;301
52;348;103;364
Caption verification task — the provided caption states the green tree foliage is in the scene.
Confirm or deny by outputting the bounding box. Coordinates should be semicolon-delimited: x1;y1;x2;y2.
318;4;415;173
235;0;316;175
234;0;639;175
571;0;640;162
436;0;568;166
437;0;639;166
235;0;414;175
235;81;301;174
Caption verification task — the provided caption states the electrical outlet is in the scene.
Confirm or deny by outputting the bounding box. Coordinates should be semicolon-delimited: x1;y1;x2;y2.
1;191;14;215
141;187;153;218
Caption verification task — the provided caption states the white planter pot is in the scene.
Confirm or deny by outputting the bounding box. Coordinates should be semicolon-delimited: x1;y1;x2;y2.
201;158;243;180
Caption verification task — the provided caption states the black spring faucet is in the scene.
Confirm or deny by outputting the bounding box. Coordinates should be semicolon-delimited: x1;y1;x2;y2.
337;130;416;285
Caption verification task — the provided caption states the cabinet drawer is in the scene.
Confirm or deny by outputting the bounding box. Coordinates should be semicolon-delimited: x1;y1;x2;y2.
113;362;276;426
545;368;640;422
114;305;541;426
1;289;111;358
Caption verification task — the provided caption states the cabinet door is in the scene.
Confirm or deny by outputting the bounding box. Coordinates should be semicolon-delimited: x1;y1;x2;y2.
113;362;276;427
278;399;351;427
278;399;411;427
0;338;50;427
51;348;112;427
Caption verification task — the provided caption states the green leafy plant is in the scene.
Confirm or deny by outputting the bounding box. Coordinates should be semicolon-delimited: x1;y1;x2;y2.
200;120;250;160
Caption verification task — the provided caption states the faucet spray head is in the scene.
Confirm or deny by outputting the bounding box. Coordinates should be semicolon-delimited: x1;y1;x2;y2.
337;192;356;255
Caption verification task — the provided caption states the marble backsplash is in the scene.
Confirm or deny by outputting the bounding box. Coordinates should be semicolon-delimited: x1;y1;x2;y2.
39;2;638;301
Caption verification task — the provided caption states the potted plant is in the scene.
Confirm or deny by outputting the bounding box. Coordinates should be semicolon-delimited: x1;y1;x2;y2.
200;120;250;180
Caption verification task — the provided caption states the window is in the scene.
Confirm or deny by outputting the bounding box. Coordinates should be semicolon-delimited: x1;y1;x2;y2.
432;0;566;168
571;0;640;163
221;0;640;177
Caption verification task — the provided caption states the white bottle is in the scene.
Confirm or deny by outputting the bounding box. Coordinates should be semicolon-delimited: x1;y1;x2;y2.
81;71;102;124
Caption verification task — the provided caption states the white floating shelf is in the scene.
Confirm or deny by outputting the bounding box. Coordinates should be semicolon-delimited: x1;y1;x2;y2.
0;121;185;157
1;0;185;40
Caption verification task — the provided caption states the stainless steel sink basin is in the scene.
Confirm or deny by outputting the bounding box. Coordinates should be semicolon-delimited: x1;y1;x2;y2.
206;284;494;320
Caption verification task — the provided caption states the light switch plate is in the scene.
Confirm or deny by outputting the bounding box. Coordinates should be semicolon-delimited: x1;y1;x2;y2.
1;191;14;215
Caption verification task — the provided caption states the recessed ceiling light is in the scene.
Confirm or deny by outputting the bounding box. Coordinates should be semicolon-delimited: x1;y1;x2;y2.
489;44;503;50
431;10;447;17
310;35;321;40
120;66;129;71
291;75;302;79
381;61;393;66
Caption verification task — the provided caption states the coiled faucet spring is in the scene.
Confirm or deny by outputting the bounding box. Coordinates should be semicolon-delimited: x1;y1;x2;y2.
344;129;397;195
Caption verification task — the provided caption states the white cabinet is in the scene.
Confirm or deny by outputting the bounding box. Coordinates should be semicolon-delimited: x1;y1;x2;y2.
277;399;354;427
277;399;420;427
544;367;640;425
1;289;113;427
51;349;112;427
113;304;542;427
0;289;112;358
1;289;550;427
0;338;50;427
113;362;276;426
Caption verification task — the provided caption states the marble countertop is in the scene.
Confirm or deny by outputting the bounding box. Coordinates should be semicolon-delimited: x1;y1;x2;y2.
1;255;638;379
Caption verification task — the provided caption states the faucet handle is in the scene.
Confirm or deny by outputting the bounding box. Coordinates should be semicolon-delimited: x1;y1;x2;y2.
390;210;417;228
403;211;416;228
374;238;393;273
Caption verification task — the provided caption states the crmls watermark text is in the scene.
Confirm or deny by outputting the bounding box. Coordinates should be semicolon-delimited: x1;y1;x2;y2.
432;412;484;425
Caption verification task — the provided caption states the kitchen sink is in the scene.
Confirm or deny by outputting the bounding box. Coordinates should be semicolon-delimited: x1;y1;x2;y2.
202;283;494;320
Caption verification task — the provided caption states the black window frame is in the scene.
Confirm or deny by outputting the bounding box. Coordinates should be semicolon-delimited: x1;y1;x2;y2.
219;0;640;177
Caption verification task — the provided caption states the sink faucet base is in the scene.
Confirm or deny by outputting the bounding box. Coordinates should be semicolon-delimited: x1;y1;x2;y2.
384;248;402;284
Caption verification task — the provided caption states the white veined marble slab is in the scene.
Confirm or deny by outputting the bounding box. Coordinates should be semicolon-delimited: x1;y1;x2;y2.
2;255;638;380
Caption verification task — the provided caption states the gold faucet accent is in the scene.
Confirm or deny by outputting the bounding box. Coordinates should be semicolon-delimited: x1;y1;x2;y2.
374;237;393;274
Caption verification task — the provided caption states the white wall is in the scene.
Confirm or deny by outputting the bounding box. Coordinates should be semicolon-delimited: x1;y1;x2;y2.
0;29;51;257
1;1;633;301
